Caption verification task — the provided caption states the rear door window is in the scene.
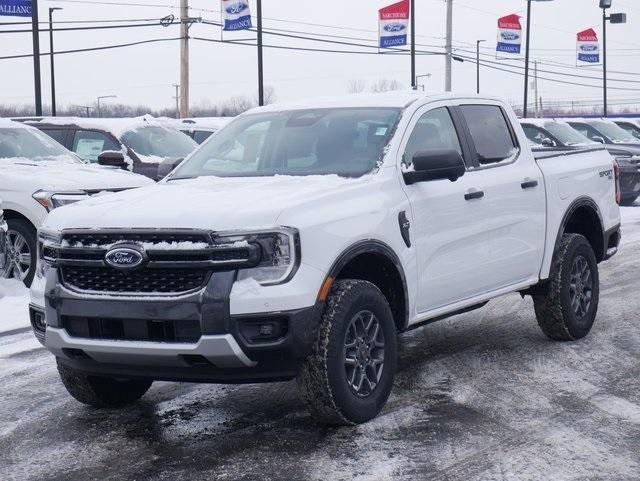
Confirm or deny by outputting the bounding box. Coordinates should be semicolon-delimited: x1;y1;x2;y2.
460;105;518;165
72;130;120;162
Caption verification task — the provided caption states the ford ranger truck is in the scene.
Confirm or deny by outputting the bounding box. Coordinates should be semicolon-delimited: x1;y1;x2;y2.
30;93;621;425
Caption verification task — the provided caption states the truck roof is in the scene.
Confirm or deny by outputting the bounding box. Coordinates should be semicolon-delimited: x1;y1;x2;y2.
246;91;507;114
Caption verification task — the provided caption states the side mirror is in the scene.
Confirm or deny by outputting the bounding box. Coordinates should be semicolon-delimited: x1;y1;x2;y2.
97;151;128;170
541;138;557;147
403;149;466;185
156;157;183;181
593;136;606;144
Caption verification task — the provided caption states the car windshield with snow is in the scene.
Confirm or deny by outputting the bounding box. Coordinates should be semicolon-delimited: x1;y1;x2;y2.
170;108;401;179
0;126;83;162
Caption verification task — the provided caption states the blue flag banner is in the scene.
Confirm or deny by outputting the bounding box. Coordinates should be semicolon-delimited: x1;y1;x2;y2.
496;14;522;55
378;0;409;48
0;0;31;17
222;0;252;31
577;28;600;64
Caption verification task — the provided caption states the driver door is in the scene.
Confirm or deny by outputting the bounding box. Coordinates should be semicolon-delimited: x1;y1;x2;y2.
400;105;490;314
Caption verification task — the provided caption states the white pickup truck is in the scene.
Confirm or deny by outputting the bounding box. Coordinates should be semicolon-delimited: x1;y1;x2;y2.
30;93;621;425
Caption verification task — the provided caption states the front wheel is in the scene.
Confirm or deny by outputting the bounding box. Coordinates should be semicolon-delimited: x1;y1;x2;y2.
3;219;37;286
533;233;599;341
298;279;397;425
57;360;152;408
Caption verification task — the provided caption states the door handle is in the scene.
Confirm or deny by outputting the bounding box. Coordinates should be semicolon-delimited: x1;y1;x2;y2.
521;179;539;189
464;190;485;201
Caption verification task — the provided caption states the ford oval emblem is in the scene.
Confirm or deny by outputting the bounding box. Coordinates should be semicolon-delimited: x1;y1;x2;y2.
105;247;144;270
581;44;598;52
500;32;520;41
226;2;248;14
383;23;406;33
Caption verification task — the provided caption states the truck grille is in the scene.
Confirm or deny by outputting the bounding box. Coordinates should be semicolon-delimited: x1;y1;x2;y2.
53;229;259;295
60;266;209;294
63;315;201;343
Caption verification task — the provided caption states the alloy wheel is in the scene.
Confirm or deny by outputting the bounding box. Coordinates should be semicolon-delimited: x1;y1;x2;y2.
343;310;385;397
569;255;593;320
3;230;31;281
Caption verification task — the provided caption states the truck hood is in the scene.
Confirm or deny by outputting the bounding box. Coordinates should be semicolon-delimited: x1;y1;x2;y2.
43;174;373;231
0;157;152;191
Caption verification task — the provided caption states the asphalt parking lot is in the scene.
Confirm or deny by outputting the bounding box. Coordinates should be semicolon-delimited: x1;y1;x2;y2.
2;209;640;481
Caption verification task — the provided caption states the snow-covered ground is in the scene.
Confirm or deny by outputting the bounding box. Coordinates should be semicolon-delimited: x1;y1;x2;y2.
0;278;30;333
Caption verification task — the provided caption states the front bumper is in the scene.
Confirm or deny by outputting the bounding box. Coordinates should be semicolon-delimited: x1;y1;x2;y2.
41;267;324;383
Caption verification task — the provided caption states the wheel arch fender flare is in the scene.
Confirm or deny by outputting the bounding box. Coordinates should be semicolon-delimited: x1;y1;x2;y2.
553;196;605;261
326;239;410;331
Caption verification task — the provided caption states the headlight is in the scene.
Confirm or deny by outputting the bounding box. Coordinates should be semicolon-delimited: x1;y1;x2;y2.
214;228;300;286
36;228;62;279
33;190;89;212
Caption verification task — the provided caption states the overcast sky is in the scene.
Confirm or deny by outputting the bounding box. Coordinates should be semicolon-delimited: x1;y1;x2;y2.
2;0;640;112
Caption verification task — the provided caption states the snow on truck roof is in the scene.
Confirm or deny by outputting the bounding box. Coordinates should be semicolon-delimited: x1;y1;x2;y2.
246;91;507;114
19;115;170;139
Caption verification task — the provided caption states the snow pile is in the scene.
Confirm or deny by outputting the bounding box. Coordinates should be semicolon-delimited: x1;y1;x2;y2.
0;279;30;333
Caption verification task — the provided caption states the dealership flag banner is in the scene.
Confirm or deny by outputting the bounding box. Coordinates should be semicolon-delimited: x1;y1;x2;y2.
577;28;600;64
222;0;252;31
378;0;410;48
0;0;31;17
496;14;522;55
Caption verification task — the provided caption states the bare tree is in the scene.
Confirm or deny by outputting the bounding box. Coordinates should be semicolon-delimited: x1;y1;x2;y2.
370;78;402;93
347;79;366;94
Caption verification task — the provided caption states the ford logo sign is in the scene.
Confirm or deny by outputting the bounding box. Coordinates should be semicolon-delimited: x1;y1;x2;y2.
581;44;598;52
383;23;406;33
225;2;248;15
105;247;144;270
500;32;520;41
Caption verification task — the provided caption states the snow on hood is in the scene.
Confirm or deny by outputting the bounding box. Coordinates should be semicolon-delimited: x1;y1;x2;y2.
43;174;373;231
0;157;153;191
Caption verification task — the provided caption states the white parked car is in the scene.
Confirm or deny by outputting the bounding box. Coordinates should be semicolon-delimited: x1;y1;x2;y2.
0;120;153;285
30;93;620;424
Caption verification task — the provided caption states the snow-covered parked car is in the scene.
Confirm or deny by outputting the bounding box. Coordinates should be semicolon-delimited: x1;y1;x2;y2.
0;119;153;285
30;93;620;425
19;116;198;179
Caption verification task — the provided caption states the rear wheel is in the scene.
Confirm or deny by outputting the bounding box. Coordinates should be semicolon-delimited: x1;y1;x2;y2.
3;219;36;287
533;233;599;341
57;360;152;408
298;279;397;425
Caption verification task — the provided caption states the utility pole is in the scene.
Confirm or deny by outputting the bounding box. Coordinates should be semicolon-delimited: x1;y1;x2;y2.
180;0;189;118
534;60;539;117
410;0;416;89
32;0;42;116
476;39;485;94
97;95;116;118
523;0;532;118
257;0;264;106
444;0;453;92
173;84;180;119
49;7;62;116
603;8;607;117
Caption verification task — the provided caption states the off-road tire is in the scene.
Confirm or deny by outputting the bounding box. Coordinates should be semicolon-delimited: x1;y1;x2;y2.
533;233;599;341
298;279;397;425
57;360;152;408
5;219;37;287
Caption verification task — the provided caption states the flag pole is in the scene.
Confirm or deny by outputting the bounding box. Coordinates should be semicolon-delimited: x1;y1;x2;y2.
410;0;416;89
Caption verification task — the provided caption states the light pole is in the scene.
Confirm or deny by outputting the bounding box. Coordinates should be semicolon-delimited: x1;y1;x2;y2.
476;40;485;94
600;0;627;117
523;0;554;119
49;7;62;116
415;74;431;92
97;95;117;117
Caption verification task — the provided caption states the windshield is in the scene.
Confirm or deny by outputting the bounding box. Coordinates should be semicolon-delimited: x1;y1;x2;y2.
0;127;75;160
122;126;198;159
590;121;640;144
170;108;401;179
544;121;596;146
615;122;640;140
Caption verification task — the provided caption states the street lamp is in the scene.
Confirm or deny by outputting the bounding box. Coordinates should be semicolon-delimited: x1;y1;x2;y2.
523;0;554;119
601;0;627;117
97;95;117;117
415;74;432;92
49;7;62;116
476;40;486;94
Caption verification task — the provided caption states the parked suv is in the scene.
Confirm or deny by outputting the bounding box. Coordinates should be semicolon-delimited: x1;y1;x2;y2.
522;118;640;205
0;120;152;285
19;116;198;179
31;93;620;424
